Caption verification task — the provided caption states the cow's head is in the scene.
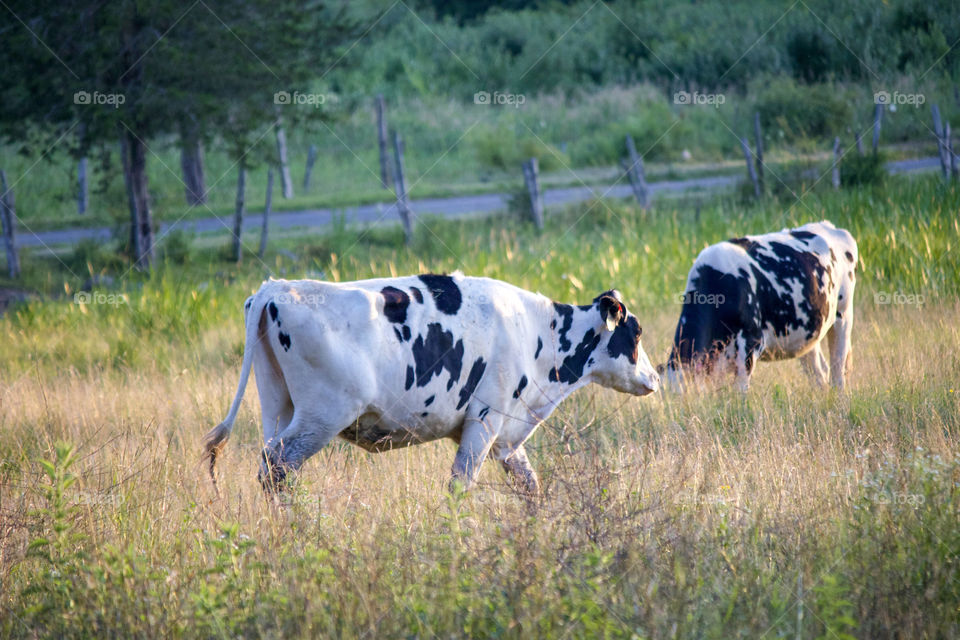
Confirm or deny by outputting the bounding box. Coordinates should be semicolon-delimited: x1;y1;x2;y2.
590;290;660;395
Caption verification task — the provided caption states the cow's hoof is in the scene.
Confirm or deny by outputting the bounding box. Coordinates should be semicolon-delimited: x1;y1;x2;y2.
258;449;289;493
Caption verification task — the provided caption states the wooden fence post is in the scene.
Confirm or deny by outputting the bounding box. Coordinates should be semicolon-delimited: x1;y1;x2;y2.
831;137;841;190
259;166;274;258
753;112;765;194
872;103;882;153
624;134;650;208
931;104;950;180
948;122;959;179
275;124;294;199
302;144;317;192
392;131;414;245
522;158;544;230
77;157;88;214
232;165;246;263
0;170;21;279
377;94;391;189
740;137;760;199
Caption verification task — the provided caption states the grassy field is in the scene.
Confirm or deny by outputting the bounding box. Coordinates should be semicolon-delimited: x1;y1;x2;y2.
1;175;958;637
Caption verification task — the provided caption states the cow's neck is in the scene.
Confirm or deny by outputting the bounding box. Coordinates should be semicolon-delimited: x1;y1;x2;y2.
528;301;601;420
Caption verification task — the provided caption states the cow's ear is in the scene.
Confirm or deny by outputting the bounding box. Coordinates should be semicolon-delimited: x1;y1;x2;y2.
598;295;625;332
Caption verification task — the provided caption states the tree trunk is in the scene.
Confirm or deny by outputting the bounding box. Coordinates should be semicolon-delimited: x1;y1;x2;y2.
392;131;414;245
179;121;206;205
259;167;274;258
120;129;153;270
233;165;246;263
376;94;391;189
77;157;88;214
118;17;153;269
0;170;21;279
275;125;294;199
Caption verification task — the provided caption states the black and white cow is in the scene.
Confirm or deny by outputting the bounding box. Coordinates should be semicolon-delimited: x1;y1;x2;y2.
203;272;660;494
663;221;857;391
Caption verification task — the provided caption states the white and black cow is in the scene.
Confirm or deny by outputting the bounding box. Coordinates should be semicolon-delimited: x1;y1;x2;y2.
663;221;857;391
203;272;660;494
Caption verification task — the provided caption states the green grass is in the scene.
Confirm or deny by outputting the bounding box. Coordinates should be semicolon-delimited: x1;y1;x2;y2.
1;175;958;638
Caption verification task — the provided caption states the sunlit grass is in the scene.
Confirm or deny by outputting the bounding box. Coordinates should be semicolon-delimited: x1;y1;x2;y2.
0;176;958;637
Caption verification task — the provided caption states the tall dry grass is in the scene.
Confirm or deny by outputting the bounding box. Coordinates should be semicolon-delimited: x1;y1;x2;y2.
1;301;957;638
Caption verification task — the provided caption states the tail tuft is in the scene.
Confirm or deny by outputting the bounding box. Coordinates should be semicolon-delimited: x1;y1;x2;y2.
202;422;232;482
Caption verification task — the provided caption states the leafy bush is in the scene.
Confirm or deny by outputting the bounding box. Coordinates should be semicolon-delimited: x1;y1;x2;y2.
157;229;194;264
841;151;887;187
786;28;835;83
472;125;568;172
65;238;127;275
755;76;854;140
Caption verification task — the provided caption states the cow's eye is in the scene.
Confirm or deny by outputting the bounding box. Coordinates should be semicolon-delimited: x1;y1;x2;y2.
636;326;643;338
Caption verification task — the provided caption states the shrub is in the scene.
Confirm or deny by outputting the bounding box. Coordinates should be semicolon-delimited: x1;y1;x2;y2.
841;152;887;187
755;76;853;140
472;125;569;172
157;229;194;264
65;238;127;275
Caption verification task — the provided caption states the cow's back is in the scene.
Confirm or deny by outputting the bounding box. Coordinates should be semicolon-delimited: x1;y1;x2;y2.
256;274;541;447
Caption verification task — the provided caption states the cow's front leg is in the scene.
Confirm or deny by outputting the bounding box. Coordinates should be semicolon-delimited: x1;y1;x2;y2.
800;342;830;388
492;442;540;496
827;315;853;390
450;409;500;492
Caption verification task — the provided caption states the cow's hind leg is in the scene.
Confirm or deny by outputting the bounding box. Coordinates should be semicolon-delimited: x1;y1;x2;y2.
253;338;294;444
800;342;830;388
260;407;356;493
492;442;540;496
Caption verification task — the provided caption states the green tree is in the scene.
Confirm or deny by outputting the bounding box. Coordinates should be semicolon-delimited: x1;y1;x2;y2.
0;0;357;268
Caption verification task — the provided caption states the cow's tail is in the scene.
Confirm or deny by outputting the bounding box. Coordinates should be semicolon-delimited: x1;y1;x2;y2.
202;292;263;484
